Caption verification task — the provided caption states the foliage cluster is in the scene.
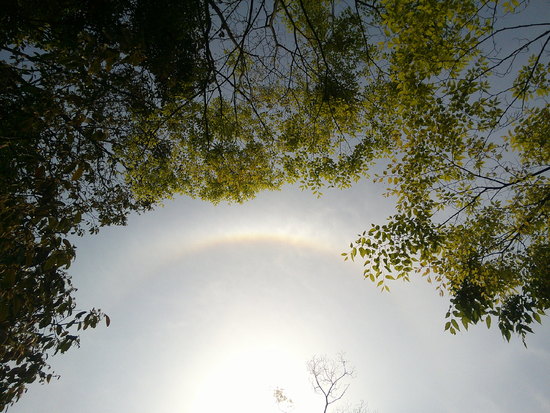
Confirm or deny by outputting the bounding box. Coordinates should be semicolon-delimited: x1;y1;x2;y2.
1;0;548;409
1;0;208;407
178;0;549;344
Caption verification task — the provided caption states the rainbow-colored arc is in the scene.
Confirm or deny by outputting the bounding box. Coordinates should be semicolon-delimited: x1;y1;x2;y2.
183;229;339;257
120;222;345;285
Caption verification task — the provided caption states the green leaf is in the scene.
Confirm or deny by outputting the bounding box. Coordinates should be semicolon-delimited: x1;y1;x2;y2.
71;166;84;181
58;339;72;354
451;319;459;331
504;329;512;342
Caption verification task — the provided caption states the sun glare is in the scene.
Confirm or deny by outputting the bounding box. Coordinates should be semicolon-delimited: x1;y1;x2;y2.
148;208;341;413
186;341;313;413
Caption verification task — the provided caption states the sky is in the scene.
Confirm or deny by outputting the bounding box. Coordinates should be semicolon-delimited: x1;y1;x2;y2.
10;179;550;413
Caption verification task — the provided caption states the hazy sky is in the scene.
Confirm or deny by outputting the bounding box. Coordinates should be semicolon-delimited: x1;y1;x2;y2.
11;180;550;413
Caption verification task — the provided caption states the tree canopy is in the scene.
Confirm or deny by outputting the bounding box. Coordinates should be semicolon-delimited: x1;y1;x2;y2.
1;0;549;409
1;0;210;407
193;0;549;344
